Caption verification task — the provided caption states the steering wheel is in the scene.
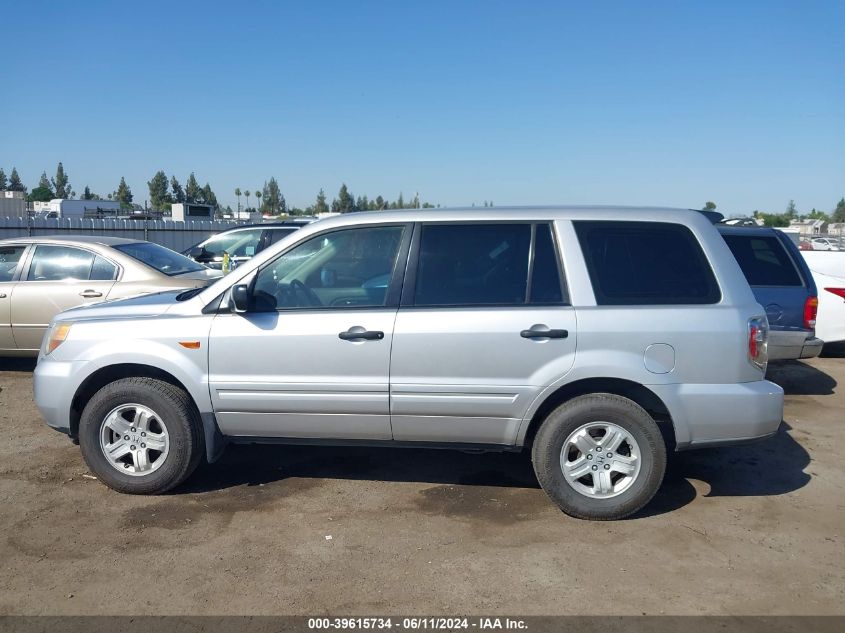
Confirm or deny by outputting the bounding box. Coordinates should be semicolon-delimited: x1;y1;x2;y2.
289;279;322;307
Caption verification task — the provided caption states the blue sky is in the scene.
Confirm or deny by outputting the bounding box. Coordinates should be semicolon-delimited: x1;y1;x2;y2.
1;0;842;214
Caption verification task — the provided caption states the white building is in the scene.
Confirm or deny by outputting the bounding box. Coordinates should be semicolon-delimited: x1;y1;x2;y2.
171;202;215;221
34;198;122;218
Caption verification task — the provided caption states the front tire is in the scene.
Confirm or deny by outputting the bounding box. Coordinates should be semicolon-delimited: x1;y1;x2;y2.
78;378;204;494
531;393;666;520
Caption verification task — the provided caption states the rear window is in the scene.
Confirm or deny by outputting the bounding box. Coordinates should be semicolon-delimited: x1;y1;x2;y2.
721;234;803;287
574;221;721;305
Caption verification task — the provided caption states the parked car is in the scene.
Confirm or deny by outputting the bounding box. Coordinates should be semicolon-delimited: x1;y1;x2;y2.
183;219;316;270
0;236;221;356
810;237;840;251
34;207;783;520
717;226;822;360
801;251;845;345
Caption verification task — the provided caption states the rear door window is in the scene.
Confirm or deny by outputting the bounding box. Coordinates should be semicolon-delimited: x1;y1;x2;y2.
721;234;803;287
414;224;532;306
0;245;27;282
26;245;96;281
574;221;721;305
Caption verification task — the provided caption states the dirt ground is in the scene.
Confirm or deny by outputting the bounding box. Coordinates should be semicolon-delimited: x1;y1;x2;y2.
0;350;843;616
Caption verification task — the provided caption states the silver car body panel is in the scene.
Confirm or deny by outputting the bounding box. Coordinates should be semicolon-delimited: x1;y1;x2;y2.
34;207;784;452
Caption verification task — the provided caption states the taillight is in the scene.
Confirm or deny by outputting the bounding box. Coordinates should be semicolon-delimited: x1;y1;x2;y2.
748;316;768;372
803;296;819;330
825;287;845;301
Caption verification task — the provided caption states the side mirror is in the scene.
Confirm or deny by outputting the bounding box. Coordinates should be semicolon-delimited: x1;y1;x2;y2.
189;246;207;260
230;284;250;313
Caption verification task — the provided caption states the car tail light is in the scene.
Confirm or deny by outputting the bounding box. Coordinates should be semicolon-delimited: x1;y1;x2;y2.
803;296;819;330
825;287;845;302
748;316;768;372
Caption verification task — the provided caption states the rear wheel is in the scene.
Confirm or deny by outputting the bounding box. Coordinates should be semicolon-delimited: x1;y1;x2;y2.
78;378;204;494
531;393;666;520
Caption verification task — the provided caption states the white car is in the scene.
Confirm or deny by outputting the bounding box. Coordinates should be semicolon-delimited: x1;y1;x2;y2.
810;237;840;251
801;251;845;344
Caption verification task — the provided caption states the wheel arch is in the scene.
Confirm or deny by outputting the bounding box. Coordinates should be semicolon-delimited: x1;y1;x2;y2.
69;363;224;462
520;377;676;451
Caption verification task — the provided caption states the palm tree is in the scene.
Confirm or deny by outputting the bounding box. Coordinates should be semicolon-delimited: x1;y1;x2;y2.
255;190;262;214
235;188;241;213
244;190;251;211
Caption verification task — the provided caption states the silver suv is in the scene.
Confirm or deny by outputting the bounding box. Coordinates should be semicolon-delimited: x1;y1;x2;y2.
34;207;784;520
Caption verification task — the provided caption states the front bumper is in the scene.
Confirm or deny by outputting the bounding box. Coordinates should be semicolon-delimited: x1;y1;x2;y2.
33;357;86;435
768;330;823;361
650;379;784;449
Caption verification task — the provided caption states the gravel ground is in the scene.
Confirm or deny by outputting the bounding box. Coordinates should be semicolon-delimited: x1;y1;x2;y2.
0;349;843;616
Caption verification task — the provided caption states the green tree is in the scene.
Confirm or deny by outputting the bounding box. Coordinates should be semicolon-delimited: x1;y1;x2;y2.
115;177;133;207
805;208;829;221
703;201;717;210
785;199;797;219
51;162;70;198
147;170;171;210
235;188;242;211
170;176;185;203
7;167;26;192
244;190;251;210
38;171;53;193
315;188;329;214
832;198;845;223
255;190;262;212
82;186;94;200
202;183;217;208
263;177;284;214
375;195;385;210
334;183;354;213
28;186;53;203
0;168;7;190
185;173;202;204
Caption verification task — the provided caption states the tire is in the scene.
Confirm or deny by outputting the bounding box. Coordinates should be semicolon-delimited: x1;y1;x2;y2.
78;377;204;494
531;393;666;520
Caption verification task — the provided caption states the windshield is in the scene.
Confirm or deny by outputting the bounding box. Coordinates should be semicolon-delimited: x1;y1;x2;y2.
113;242;207;276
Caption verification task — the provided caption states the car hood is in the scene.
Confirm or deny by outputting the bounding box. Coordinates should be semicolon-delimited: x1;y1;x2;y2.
54;289;188;323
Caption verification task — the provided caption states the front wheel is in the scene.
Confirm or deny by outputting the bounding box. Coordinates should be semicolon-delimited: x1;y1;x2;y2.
78;377;204;494
531;393;666;520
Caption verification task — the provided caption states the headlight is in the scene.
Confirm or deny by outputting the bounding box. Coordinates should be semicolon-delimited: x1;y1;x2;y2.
47;323;72;354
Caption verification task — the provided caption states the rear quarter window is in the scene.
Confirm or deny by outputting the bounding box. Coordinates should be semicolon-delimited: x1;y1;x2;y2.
574;221;721;305
721;234;803;287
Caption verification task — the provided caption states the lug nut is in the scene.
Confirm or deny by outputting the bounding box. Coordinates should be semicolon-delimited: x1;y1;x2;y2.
586;454;593;460
141;432;146;437
591;465;598;471
140;443;146;448
124;435;130;441
604;464;610;470
130;445;136;450
607;452;613;458
130;427;136;432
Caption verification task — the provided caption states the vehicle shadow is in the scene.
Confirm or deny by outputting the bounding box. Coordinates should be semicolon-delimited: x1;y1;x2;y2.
821;341;845;358
0;358;38;372
766;360;837;395
636;422;810;518
179;419;811;520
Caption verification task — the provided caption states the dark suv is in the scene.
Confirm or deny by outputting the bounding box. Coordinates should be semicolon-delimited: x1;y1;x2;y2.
718;225;821;360
184;219;317;270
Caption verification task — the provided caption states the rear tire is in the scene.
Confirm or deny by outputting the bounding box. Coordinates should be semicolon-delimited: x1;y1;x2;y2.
78;377;204;494
531;393;666;520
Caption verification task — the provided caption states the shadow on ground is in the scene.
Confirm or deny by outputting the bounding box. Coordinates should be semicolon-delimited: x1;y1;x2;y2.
0;358;37;373
767;359;837;395
178;419;811;520
820;341;845;358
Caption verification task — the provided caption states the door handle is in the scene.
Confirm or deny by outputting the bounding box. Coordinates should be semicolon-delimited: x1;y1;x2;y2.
79;290;103;298
520;328;568;339
339;329;384;341
0;293;6;298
